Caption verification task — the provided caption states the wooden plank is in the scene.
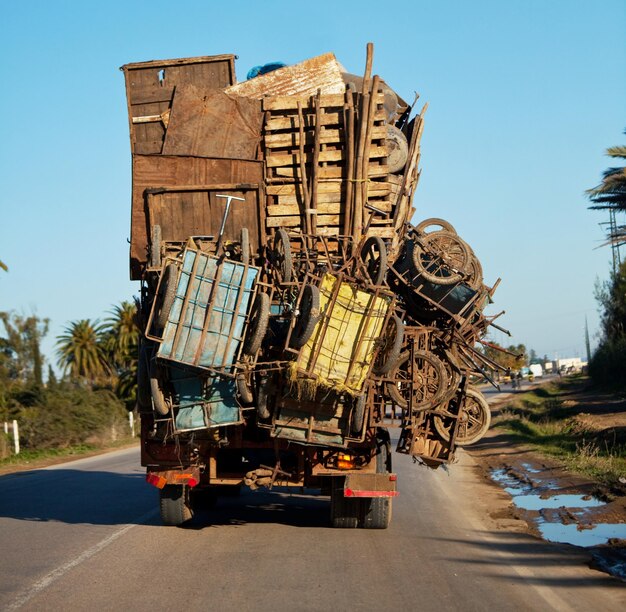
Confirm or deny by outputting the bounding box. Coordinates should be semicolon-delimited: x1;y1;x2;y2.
266;214;341;228
263;93;344;111
129;85;175;105
272;164;389;178
263;125;387;148
267;202;344;216
265;112;343;131
266;145;387;168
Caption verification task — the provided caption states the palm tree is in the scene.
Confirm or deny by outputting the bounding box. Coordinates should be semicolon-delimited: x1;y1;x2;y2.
56;319;111;384
588;131;626;246
102;301;139;371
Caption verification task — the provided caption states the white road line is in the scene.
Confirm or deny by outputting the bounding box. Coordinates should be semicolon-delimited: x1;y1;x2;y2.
7;507;158;611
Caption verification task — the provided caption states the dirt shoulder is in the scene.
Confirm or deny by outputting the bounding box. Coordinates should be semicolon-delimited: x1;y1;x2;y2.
465;378;626;580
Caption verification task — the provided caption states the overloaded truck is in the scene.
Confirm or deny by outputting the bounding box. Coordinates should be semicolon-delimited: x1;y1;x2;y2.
121;45;507;528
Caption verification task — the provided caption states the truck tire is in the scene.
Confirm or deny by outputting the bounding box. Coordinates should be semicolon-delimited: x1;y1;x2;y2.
272;228;293;285
330;476;359;528
159;485;194;526
359;432;393;529
350;393;366;436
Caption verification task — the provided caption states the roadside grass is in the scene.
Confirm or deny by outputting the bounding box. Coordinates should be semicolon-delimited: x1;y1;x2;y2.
0;436;138;472
494;379;626;487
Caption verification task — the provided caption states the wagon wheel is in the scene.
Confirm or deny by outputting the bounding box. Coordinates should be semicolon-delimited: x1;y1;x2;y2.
433;387;491;446
385;350;448;411
415;218;457;235
435;349;462;405
466;255;483;290
240;227;251;266
386;124;409;174
359;236;388;286
155;263;178;330
243;292;270;355
411;230;471;285
149;359;170;416
271;228;293;285
290;284;321;349
350;393;367;436
373;314;404;376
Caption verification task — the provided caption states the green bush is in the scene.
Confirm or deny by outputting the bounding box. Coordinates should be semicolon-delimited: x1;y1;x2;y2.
12;384;129;451
589;336;626;387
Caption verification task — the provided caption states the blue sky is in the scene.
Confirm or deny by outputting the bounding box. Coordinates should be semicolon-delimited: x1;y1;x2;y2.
1;0;624;370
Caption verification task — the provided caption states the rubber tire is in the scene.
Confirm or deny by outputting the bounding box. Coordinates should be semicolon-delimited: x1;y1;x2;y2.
155;263;177;330
372;314;404;376
386;124;409;173
243;292;269;355
350;393;366;436
236;373;254;404
256;375;271;420
290;284;321;349
160;485;194;526
360;236;388;286
137;341;152;411
433;387;491;446
149;360;170;416
360;432;392;529
273;228;293;285
330;476;359;528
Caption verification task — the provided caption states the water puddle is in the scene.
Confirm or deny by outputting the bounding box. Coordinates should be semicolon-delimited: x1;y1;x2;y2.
491;468;626;548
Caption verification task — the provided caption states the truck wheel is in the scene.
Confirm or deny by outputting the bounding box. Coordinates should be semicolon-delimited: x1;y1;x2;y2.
159;485;194;526
360;432;392;529
330;476;359;528
243;292;269;355
290;284;320;349
256;375;271;420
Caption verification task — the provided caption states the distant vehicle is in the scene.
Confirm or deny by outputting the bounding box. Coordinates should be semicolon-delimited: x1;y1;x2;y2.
529;364;543;378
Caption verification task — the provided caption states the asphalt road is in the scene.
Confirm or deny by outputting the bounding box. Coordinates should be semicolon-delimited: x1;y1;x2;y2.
1;443;624;611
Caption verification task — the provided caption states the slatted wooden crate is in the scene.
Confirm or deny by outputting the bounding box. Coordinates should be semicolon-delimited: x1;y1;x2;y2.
261;88;397;243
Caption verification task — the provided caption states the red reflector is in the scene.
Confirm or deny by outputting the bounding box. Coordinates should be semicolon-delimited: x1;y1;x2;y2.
344;488;354;497
188;478;198;488
389;474;397;482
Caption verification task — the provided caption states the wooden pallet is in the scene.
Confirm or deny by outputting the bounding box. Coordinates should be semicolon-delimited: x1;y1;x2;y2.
262;84;397;243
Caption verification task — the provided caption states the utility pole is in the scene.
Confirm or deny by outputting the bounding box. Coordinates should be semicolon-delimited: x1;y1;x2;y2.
584;316;591;363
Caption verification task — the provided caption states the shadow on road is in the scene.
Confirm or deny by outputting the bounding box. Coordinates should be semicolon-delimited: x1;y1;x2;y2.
0;468;332;528
185;488;331;530
425;531;625;589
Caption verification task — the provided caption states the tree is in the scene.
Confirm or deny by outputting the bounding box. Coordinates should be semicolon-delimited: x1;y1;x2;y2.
0;312;49;386
56;319;111;384
481;341;527;372
101;301;139;372
587;131;626;246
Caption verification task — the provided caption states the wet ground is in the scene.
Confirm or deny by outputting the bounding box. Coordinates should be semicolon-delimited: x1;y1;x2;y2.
468;381;626;581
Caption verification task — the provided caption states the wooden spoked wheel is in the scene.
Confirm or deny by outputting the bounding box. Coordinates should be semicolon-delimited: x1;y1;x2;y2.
411;230;471;285
433;387;491;446
385;349;448;411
